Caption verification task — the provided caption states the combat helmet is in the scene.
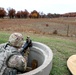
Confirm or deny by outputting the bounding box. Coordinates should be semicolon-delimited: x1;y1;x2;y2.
8;33;24;48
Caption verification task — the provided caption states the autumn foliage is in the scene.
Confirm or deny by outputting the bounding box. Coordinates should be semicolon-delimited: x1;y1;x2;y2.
1;7;76;18
8;8;16;18
16;10;29;18
0;7;6;18
29;10;40;18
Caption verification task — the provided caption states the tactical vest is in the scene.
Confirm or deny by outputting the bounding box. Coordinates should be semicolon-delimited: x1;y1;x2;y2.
0;43;19;75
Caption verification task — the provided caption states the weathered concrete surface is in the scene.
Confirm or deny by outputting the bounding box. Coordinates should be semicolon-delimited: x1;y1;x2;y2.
18;42;53;75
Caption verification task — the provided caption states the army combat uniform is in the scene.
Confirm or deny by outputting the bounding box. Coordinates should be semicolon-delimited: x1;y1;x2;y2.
0;33;27;75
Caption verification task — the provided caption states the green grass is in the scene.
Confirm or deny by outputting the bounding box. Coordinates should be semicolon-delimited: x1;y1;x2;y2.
0;32;10;43
0;32;76;75
30;35;76;75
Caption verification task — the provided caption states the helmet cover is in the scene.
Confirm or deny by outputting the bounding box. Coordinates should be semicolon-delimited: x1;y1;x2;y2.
9;33;24;48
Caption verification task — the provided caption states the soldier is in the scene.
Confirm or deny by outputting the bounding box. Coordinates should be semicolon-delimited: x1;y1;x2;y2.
0;33;27;75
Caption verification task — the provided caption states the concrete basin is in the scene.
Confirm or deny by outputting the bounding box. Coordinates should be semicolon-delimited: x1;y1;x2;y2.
18;41;53;75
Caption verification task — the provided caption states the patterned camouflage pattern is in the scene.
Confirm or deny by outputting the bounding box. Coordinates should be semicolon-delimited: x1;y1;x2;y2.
8;33;24;48
0;43;27;74
0;33;27;74
8;54;27;72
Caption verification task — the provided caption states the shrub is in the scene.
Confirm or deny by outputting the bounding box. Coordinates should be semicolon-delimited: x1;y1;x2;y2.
53;30;58;34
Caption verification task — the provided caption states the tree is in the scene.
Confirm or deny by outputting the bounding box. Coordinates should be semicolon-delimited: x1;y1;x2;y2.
16;11;21;18
47;13;60;18
8;8;16;18
23;9;29;18
16;9;29;18
47;13;53;18
0;7;6;18
29;10;40;18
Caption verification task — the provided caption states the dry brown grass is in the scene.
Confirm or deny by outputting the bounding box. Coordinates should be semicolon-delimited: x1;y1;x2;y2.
0;17;76;36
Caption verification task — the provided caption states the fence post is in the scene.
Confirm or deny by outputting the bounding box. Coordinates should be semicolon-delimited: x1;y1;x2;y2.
67;24;69;36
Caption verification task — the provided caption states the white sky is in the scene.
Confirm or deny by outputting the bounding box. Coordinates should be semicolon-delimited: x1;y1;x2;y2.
0;0;76;14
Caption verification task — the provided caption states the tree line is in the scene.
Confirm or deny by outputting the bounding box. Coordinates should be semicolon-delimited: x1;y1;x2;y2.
0;7;76;19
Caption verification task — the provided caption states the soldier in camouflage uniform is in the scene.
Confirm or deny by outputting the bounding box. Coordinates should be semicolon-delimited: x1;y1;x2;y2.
0;33;27;75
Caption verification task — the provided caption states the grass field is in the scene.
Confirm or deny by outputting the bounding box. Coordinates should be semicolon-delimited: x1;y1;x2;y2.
0;32;76;75
0;17;76;75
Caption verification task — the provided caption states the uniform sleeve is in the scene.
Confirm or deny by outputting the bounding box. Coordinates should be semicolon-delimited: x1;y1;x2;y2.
0;52;5;69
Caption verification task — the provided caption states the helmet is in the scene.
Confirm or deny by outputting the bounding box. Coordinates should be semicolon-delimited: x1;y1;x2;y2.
7;54;27;72
8;33;24;48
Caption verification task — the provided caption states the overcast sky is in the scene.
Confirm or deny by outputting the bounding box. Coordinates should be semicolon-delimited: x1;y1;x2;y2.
0;0;76;14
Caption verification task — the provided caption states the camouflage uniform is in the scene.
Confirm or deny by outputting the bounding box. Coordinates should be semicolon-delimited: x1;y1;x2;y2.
0;33;27;75
0;43;19;74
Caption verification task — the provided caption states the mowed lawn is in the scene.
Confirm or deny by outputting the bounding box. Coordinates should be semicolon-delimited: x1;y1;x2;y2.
0;32;76;75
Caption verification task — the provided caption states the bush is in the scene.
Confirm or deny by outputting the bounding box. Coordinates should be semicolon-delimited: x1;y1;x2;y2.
53;30;58;34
